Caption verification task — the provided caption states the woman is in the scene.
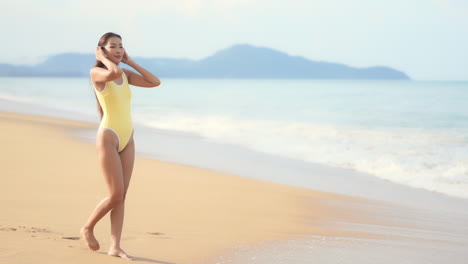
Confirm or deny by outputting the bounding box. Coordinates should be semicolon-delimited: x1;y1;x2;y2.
81;32;160;260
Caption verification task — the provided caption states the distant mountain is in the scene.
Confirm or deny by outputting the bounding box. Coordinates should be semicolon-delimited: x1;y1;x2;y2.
0;44;410;79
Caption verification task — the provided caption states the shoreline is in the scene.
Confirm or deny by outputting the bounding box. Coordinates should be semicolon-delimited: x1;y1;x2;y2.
2;95;468;205
0;111;386;263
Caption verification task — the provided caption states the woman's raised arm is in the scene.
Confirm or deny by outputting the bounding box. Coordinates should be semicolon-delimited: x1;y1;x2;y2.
122;51;161;88
91;46;123;83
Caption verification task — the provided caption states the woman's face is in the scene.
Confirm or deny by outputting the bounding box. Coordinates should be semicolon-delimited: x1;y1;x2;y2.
103;37;124;64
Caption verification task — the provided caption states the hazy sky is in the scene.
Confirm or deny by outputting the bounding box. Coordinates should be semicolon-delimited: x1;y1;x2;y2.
2;0;468;80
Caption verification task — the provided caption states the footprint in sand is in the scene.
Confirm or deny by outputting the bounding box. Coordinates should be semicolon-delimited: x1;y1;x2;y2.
28;227;52;233
62;236;80;240
146;232;165;235
0;227;17;231
2;225;80;242
145;232;171;239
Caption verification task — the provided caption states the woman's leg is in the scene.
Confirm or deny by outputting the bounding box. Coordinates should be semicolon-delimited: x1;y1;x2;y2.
81;129;125;251
108;135;135;260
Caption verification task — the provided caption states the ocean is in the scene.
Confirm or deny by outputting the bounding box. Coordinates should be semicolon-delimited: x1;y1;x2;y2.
1;77;467;200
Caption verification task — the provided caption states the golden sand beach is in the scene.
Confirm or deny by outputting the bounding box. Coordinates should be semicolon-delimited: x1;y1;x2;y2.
0;111;384;263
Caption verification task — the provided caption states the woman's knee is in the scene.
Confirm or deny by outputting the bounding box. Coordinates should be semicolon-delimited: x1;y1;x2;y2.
108;192;125;206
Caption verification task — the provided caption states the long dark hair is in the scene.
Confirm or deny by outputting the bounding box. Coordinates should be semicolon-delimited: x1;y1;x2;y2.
93;32;122;120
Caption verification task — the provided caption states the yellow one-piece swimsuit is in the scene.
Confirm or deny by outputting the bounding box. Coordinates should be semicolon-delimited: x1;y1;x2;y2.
93;72;133;152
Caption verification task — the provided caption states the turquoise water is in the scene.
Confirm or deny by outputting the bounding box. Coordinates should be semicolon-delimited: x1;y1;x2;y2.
1;77;467;198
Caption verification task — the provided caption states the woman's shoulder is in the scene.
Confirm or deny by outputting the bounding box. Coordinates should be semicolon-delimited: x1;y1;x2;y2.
90;66;105;76
89;67;101;79
90;66;115;83
90;67;108;93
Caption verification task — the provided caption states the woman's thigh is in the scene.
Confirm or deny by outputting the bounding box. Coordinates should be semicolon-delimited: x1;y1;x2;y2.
96;128;125;197
119;133;135;196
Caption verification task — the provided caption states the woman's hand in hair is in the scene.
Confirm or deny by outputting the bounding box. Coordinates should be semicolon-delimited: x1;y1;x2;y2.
95;46;107;62
122;50;134;65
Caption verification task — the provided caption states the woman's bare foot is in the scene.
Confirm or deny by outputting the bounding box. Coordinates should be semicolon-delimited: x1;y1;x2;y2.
108;247;135;260
80;226;100;251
